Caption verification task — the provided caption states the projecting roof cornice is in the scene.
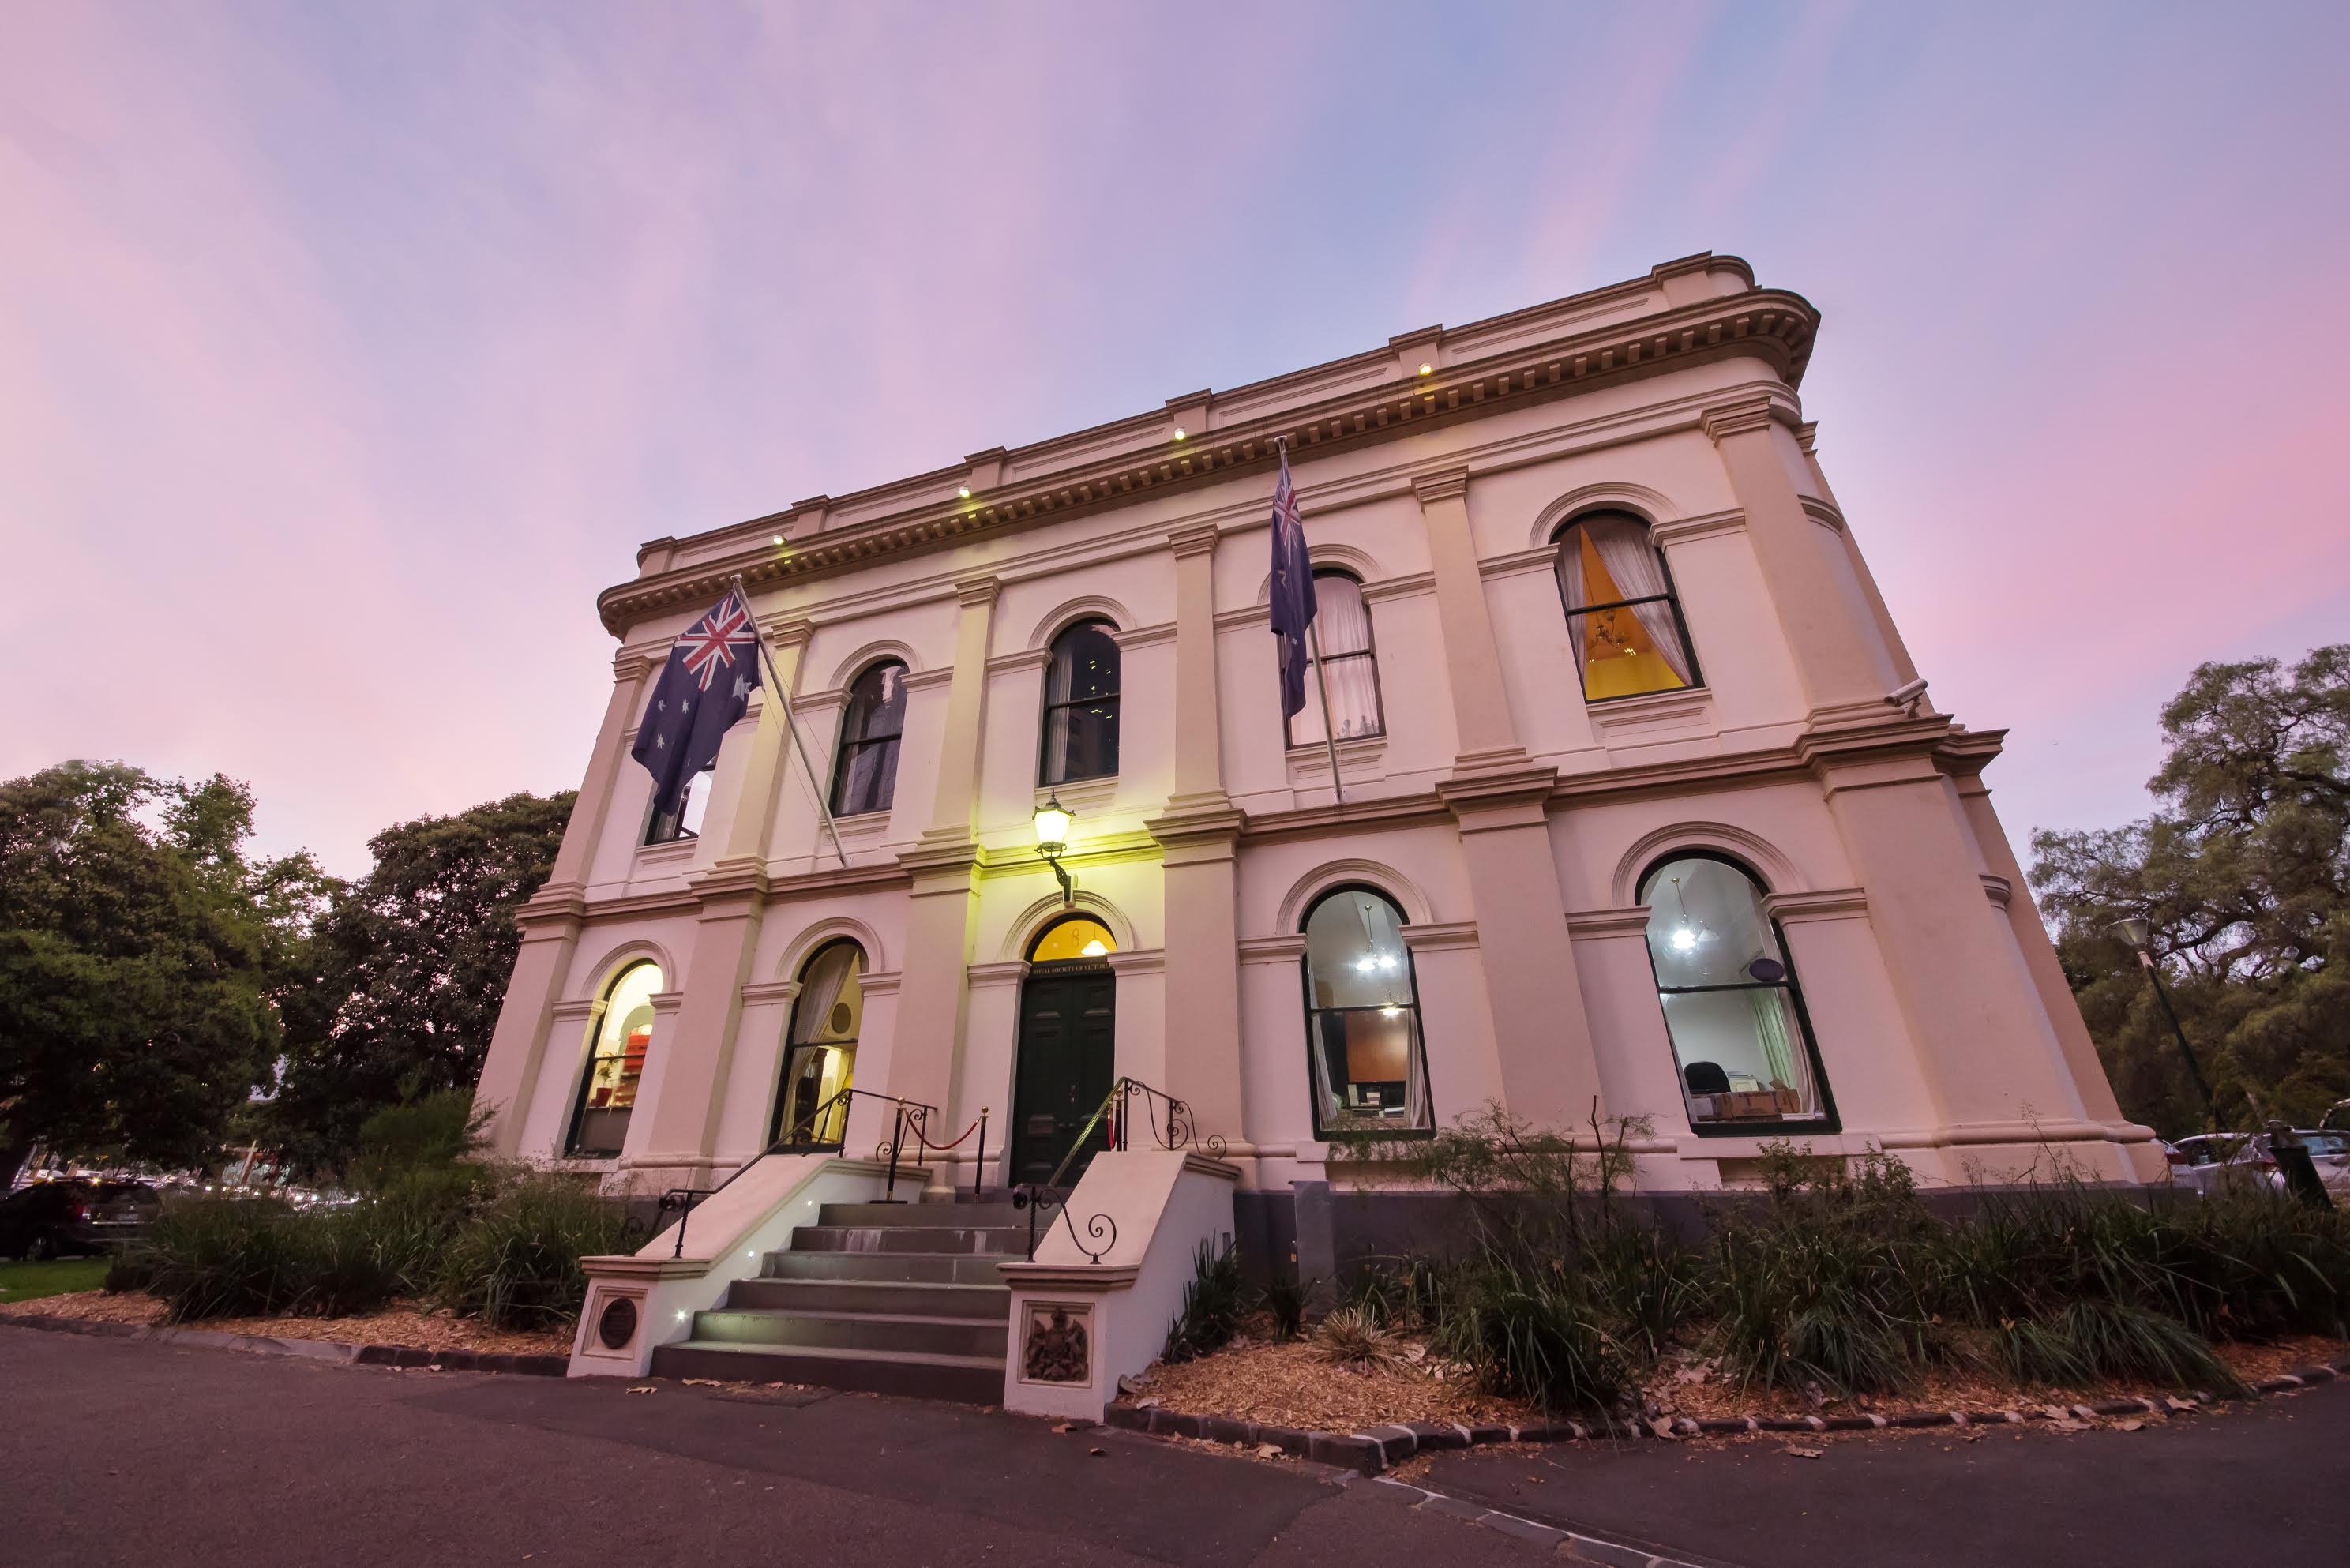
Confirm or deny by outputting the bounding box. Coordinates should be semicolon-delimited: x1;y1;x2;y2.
599;255;1819;636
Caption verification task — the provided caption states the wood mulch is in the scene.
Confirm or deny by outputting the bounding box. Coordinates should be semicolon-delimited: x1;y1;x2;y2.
1120;1326;2350;1437
0;1290;570;1357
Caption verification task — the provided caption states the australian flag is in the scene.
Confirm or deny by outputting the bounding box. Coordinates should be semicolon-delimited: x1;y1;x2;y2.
1267;446;1320;718
631;589;762;817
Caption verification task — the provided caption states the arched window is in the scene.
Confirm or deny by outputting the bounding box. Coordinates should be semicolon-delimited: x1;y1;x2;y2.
1300;887;1432;1136
1286;570;1385;748
567;960;663;1157
1028;913;1117;962
1040;620;1121;785
1552;511;1699;703
829;661;907;818
771;940;865;1148
645;764;713;844
1639;853;1834;1133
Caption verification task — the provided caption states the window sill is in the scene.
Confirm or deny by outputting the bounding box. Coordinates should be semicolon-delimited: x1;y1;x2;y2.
633;836;700;868
1286;733;1385;783
828;810;892;843
1685;1114;1840;1138
1587;684;1713;737
1036;775;1117;813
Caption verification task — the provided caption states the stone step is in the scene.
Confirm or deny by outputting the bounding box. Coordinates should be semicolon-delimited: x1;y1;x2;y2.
725;1276;1011;1319
849;1206;1034;1232
648;1341;1005;1404
790;1224;1027;1255
763;1251;1012;1285
690;1307;1010;1359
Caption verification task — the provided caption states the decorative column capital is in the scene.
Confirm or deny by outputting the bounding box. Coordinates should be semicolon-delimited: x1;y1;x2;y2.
1410;467;1470;505
759;615;816;652
955;573;1003;609
1794;420;1819;456
1168;522;1220;560
1699;393;1787;445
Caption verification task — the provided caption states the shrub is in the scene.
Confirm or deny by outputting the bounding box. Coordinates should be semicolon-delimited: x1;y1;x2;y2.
1435;1252;1627;1412
1259;1273;1312;1341
1162;1238;1248;1363
348;1090;490;1195
434;1174;636;1331
1312;1306;1400;1371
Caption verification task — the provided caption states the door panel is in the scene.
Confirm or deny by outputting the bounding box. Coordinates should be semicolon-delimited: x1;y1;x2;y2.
1010;968;1117;1186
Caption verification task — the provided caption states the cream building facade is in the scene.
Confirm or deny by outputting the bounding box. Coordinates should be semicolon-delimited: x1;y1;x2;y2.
475;253;2161;1257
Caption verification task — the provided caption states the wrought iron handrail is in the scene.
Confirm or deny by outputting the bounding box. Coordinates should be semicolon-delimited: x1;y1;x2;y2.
659;1086;940;1258
1009;1075;1222;1264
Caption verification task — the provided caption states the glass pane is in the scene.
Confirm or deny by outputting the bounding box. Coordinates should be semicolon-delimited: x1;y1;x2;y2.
1312;1006;1425;1128
845;662;907;743
790;943;863;1045
1560;525;1689;701
779;1045;855;1144
1313;573;1372;657
1664;986;1822;1124
1304;891;1413;1010
835;737;899;816
1643;857;1786;989
1030;917;1117;962
1045;701;1119;782
1045;624;1121;705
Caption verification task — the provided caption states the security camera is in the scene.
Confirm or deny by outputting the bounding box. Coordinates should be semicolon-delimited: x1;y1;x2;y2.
1886;677;1929;715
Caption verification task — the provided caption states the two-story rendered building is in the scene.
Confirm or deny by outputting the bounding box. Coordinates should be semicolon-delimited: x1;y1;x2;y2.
475;254;2161;1268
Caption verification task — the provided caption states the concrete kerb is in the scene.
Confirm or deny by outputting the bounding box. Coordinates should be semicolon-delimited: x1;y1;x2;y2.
0;1311;569;1376
1102;1352;2350;1476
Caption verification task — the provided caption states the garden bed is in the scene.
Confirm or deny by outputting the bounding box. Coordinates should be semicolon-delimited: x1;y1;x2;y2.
0;1289;572;1357
1117;1326;2350;1439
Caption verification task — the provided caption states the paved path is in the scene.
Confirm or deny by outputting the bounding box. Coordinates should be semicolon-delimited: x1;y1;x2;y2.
1416;1389;2350;1567
9;1326;2344;1568
0;1329;1555;1568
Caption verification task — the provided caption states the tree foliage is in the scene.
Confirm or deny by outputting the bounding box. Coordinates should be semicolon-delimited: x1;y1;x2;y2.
2032;646;2350;1136
0;763;327;1189
261;790;574;1174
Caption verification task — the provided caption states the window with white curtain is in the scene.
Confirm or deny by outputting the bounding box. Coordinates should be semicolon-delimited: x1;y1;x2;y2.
1300;887;1432;1137
829;661;906;818
1639;853;1834;1133
1286;570;1385;748
1552;511;1700;702
771;940;865;1147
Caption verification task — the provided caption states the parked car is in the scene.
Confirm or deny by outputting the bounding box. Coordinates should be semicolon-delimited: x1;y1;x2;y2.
0;1179;160;1259
2163;1131;2350;1199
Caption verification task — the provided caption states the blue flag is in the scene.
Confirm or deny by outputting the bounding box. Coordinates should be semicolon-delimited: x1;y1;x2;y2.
631;589;762;817
1267;448;1319;719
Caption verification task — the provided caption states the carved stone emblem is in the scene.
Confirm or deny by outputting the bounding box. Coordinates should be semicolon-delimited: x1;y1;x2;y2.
597;1295;640;1350
1023;1304;1091;1384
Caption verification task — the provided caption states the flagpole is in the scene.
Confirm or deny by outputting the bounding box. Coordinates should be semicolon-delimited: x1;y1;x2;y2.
1278;436;1347;809
730;574;850;868
1307;617;1348;808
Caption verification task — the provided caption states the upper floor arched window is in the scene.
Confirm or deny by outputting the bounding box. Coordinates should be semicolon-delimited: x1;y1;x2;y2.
567;959;663;1157
1552;511;1699;703
830;661;907;818
1041;620;1121;785
771;940;865;1148
1300;886;1432;1137
1286;570;1385;748
1639;853;1834;1134
644;765;713;844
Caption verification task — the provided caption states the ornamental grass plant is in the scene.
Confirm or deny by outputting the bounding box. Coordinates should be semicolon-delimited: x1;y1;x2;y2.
1327;1106;2350;1416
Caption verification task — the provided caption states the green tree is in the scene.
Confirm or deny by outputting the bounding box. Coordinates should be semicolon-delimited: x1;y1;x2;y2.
2031;646;2349;1137
0;762;317;1190
262;790;575;1173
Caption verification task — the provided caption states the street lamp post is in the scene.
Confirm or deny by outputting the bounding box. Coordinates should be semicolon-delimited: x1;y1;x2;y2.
2109;917;2220;1130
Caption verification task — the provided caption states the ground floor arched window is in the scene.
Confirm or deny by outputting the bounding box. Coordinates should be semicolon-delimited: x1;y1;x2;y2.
567;960;663;1157
1639;853;1835;1133
771;940;865;1147
1300;886;1432;1137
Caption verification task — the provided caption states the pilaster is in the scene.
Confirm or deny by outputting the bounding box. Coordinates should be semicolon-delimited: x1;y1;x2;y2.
1702;396;1894;724
629;864;770;1185
474;911;584;1157
887;836;992;1122
546;651;655;888
1410;469;1527;772
1432;763;1602;1129
922;576;1002;845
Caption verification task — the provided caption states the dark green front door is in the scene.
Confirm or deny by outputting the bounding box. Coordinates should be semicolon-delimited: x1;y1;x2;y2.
1010;966;1116;1186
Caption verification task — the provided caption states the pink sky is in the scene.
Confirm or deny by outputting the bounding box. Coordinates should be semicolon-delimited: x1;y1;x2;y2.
6;2;2346;876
